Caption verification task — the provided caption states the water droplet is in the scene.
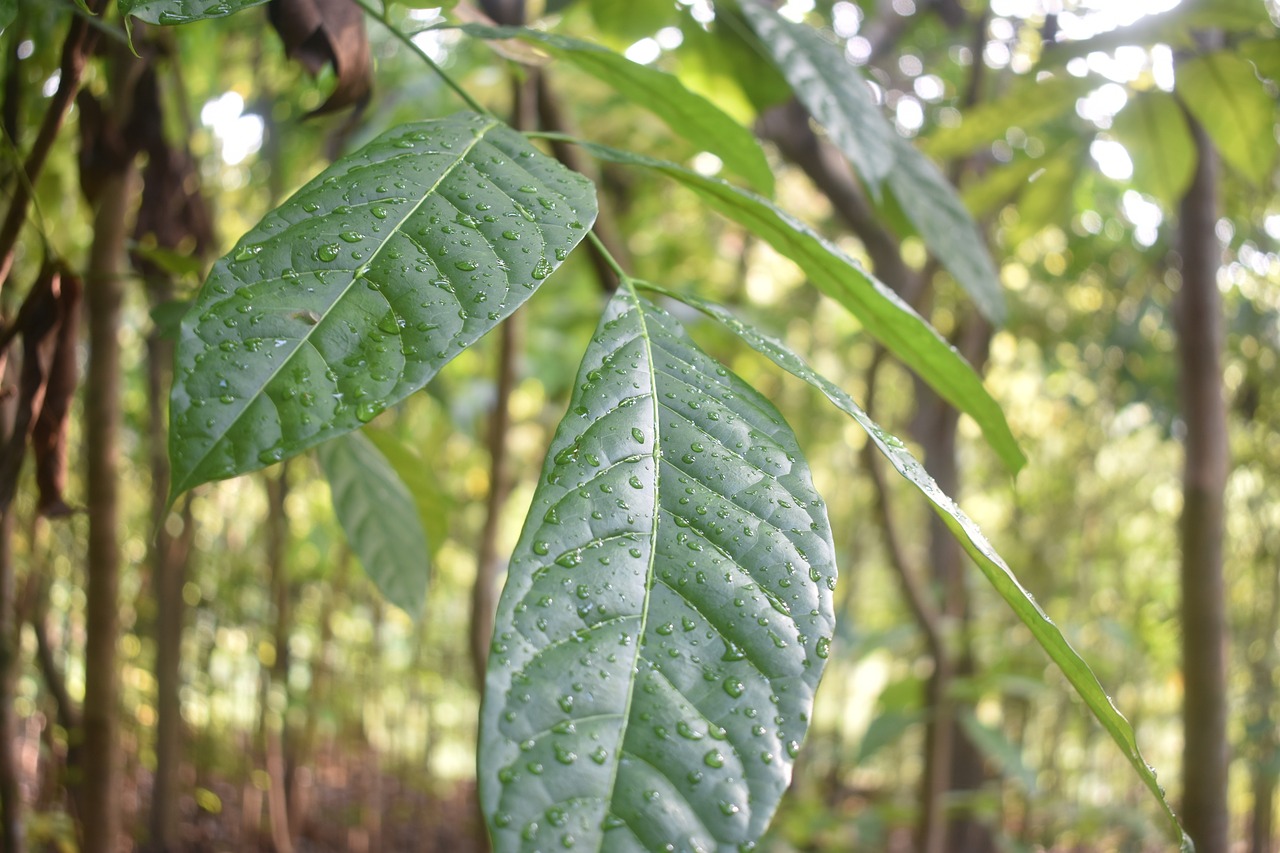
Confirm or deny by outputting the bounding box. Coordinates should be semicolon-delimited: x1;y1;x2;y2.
676;721;702;740
554;744;577;765
455;260;480;271
590;747;608;764
631;428;645;443
356;401;384;423
815;636;831;659
703;750;725;768
532;258;553;280
723;677;745;698
558;694;574;713
314;244;340;262
533;541;550;556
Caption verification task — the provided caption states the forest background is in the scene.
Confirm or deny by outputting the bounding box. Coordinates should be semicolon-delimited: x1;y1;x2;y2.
0;0;1277;852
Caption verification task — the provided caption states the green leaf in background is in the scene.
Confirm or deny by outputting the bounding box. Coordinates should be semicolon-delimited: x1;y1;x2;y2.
1176;51;1279;186
921;74;1092;160
1006;143;1083;247
316;431;430;614
642;285;1190;851
586;0;671;45
960;153;1047;219
557;137;1025;474
458;24;775;196
884;137;1006;325
738;0;895;196
120;0;268;24
362;422;451;551
168;112;597;500
479;283;836;852
1110;90;1196;207
0;0;16;31
739;0;1005;326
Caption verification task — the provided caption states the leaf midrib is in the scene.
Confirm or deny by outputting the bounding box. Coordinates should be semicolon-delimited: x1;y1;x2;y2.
173;117;498;497
600;284;664;832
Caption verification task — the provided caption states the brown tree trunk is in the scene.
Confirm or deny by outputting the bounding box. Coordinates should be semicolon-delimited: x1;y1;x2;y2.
80;149;136;853
145;318;192;852
263;467;295;853
1176;107;1229;853
0;344;24;851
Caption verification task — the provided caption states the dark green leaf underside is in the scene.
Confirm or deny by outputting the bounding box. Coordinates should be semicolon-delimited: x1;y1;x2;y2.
120;0;267;24
560;137;1024;474
169;112;597;499
645;285;1190;852
479;284;836;852
316;431;430;615
739;0;895;195
458;23;774;197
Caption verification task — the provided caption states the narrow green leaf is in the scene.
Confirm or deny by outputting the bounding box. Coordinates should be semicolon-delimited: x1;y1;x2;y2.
1110;90;1195;207
920;74;1092;160
479;283;836;852
884;138;1005;325
459;24;774;196
120;0;268;24
739;0;1005;325
642;285;1190;851
738;0;895;195
1176;51;1278;185
960;154;1047;218
556;137;1024;473
169;112;597;500
316;431;429;614
0;0;18;30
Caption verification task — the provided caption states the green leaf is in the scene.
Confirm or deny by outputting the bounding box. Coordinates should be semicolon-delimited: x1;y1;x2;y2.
479;283;836;852
1177;51;1279;185
316;431;430;614
921;74;1092;160
555;136;1025;474
738;0;895;196
120;0;268;24
884;138;1005;325
641;284;1190;851
0;0;17;31
459;24;774;196
739;0;1005;325
587;0;672;44
960;154;1047;218
1110;90;1195;207
363;422;451;550
168;112;597;500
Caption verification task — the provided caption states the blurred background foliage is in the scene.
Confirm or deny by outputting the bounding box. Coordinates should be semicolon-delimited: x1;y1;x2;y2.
0;0;1277;850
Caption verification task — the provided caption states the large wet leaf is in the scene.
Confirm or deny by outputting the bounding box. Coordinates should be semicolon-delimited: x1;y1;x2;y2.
120;0;268;24
642;284;1191;851
316;431;430;615
479;283;836;852
548;136;1024;474
739;0;1005;326
169;112;597;500
459;23;774;196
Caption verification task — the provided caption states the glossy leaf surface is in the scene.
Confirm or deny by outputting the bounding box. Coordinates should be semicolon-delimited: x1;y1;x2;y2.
740;0;1005;326
120;0;267;24
459;24;774;196
479;284;836;852
169;112;597;499
645;285;1191;852
738;0;894;195
556;137;1024;473
316;431;429;614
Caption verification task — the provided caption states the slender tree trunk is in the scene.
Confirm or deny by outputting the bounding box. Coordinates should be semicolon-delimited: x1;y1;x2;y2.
263;467;294;853
1175;107;1229;853
143;283;196;851
81;156;136;853
0;339;24;850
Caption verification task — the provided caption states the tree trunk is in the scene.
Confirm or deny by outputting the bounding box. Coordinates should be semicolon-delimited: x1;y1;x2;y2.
1175;106;1229;853
0;337;24;851
145;312;192;852
263;467;295;853
80;151;136;853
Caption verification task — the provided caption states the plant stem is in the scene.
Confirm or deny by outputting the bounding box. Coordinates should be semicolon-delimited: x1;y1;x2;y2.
587;231;627;280
350;0;490;115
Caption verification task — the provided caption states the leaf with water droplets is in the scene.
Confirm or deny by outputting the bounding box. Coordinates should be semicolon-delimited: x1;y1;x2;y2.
169;112;597;500
642;284;1190;852
479;282;836;853
119;0;266;24
316;431;429;615
557;136;1024;474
